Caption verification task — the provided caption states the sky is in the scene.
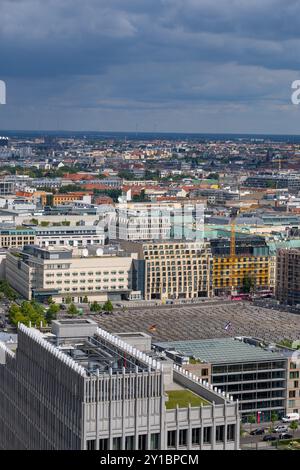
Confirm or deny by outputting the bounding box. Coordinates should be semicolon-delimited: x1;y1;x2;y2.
1;0;300;134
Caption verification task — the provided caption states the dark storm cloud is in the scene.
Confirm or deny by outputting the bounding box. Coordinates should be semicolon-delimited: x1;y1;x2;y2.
0;0;300;132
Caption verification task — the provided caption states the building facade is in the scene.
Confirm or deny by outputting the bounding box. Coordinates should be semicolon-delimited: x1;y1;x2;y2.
0;228;36;249
276;248;300;305
0;320;240;450
5;245;136;303
34;225;106;248
120;240;213;301
155;337;288;423
211;237;270;295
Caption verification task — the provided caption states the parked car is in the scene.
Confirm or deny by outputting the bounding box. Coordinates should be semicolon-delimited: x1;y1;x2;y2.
282;413;300;423
250;428;265;436
274;425;288;433
279;433;293;440
263;435;277;442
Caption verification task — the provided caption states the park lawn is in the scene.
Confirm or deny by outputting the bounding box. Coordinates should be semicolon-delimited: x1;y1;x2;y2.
165;390;210;409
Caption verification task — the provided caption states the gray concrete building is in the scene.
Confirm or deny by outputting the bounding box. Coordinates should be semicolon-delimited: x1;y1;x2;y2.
0;320;240;450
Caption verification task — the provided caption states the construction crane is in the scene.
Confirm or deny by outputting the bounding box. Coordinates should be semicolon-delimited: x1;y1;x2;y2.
229;207;253;295
230;209;239;295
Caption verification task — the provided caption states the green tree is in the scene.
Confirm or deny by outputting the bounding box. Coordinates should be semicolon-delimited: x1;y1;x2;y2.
45;303;59;323
103;300;113;312
47;296;54;305
82;295;89;304
68;303;79;316
90;301;102;312
242;274;255;294
247;414;256;435
289;420;298;437
65;295;72;304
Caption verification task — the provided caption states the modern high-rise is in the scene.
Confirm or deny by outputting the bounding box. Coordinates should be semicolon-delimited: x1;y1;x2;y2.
0;320;240;450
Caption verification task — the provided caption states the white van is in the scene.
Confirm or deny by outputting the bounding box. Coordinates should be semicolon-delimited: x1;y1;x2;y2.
282;413;300;423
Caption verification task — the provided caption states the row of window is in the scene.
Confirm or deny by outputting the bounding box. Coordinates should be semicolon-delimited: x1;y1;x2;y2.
46;271;125;277
86;426;236;451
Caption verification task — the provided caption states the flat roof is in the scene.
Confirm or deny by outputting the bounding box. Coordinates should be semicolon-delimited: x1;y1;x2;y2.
155;338;286;364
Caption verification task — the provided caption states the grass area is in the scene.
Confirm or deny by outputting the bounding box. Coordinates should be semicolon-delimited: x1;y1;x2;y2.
189;358;201;364
272;438;300;449
165;390;210;409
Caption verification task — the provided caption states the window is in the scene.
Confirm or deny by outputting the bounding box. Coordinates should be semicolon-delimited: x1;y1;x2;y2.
138;435;147;450
192;428;201;446
216;426;224;443
289;390;296;398
150;433;159;450
167;430;176;448
87;439;95;450
99;439;108;450
227;424;235;441
125;436;135;450
179;430;188;447
203;427;211;444
113;437;122;450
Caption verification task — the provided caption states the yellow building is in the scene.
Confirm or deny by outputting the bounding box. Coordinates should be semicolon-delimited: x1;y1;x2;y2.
211;237;270;295
0;229;36;249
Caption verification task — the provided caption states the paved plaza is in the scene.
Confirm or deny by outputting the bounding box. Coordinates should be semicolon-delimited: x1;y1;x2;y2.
95;301;300;343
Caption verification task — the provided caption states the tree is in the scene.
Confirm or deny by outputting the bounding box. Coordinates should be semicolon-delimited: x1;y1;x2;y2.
82;295;89;304
289;420;298;437
247;414;256;435
270;411;279;432
103;300;113;312
65;295;72;304
47;296;54;305
90;301;102;312
68;303;79;316
242;274;255;294
45;303;59;322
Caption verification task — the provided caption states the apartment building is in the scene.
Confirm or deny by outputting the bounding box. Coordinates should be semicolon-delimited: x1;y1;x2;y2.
119;240;213;301
0;320;240;450
211;236;270;295
155;337;288;423
0;228;36;249
276;248;300;305
34;225;106;247
5;245;136;303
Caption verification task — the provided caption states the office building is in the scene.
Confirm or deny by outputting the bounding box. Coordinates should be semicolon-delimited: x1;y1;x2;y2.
0;320;240;450
155;337;288;422
120;240;213;301
5;245;136;303
34;225;106;248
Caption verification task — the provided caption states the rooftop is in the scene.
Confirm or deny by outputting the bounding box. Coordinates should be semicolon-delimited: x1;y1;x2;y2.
165;390;210;409
155;337;285;364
